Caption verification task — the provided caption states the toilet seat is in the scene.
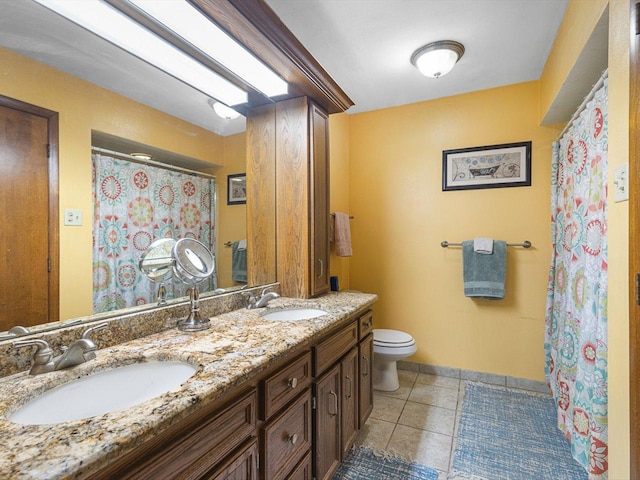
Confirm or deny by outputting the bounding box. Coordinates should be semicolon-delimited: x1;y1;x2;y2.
373;329;415;348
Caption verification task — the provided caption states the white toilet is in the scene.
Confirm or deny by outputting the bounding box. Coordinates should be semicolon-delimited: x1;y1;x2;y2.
372;328;417;391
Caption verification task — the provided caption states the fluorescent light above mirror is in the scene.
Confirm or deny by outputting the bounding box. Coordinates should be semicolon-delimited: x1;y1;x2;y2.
129;0;288;98
34;0;248;106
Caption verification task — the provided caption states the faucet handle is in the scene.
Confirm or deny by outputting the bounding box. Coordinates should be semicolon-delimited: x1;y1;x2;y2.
260;286;274;296
14;339;54;373
82;322;108;340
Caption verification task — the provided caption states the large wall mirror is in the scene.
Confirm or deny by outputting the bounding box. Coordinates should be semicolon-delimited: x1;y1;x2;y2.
0;0;278;337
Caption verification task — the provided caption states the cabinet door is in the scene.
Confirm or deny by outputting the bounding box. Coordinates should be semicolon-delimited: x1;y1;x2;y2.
313;364;341;480
358;334;374;428
309;102;330;297
341;348;358;458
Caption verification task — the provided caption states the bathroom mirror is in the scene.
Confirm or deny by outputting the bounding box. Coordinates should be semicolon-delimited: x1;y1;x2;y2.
0;1;273;338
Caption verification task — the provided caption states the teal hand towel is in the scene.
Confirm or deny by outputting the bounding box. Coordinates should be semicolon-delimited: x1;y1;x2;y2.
462;240;506;299
231;241;247;283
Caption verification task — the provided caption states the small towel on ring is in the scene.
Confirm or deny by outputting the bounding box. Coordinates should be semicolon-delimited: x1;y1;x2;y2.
330;212;352;257
473;237;494;254
463;240;506;299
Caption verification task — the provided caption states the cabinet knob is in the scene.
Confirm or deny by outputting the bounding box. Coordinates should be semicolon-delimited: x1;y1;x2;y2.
289;433;298;445
288;377;298;389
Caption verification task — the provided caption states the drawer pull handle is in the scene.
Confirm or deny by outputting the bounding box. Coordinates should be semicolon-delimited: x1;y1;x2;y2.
317;259;324;278
289;433;299;445
329;391;338;416
362;355;369;377
288;377;298;389
345;375;353;398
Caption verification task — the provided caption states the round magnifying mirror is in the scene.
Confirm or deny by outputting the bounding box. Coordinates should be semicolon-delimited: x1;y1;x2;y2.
172;238;215;284
139;238;176;283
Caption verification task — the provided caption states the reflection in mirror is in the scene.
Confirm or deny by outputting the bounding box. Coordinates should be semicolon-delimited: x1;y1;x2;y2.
0;1;279;339
139;238;176;305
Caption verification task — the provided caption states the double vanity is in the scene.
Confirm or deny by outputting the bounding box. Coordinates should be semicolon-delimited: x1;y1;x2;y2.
0;290;377;479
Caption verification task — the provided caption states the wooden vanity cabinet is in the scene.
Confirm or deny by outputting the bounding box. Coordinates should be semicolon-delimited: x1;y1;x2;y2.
91;310;374;480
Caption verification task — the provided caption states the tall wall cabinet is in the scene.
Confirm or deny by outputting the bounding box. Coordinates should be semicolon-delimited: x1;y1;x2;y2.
247;97;330;299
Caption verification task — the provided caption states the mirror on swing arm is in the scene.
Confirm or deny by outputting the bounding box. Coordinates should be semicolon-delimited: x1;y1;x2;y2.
139;238;217;332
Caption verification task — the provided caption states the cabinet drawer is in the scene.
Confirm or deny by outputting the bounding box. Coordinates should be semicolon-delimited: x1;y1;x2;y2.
358;310;373;340
205;439;258;480
101;389;257;480
313;320;357;376
262;389;312;480
262;351;312;419
286;451;312;480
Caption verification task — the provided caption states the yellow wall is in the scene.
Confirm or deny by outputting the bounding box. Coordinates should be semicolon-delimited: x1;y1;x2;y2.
539;0;608;120
329;112;351;290
605;1;630;477
0;47;225;320
348;81;560;381
215;133;247;288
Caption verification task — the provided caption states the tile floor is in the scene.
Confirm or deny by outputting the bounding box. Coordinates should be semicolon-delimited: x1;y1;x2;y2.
354;368;542;480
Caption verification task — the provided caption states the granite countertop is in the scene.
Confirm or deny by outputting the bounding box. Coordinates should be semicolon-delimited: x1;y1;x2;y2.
0;291;377;479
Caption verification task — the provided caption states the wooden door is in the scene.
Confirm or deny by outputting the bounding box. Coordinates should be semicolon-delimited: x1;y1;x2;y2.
313;364;341;480
629;1;640;476
310;102;330;297
358;334;374;428
340;348;358;458
0;98;58;329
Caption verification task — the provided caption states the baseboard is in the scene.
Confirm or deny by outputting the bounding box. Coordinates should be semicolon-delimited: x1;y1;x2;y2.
397;360;549;394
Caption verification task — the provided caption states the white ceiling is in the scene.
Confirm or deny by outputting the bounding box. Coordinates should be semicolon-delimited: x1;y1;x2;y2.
1;0;590;146
265;0;570;114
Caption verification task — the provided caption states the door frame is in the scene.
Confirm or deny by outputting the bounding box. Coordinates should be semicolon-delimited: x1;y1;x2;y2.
0;95;59;323
629;1;639;477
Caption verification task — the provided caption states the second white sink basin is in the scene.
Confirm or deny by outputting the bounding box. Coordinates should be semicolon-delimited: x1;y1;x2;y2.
8;361;196;425
261;308;328;321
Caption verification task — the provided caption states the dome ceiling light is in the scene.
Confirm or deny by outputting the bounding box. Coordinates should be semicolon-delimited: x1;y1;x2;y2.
411;40;465;79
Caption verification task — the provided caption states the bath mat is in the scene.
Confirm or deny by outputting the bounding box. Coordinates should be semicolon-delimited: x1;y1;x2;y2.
332;446;439;480
451;383;588;480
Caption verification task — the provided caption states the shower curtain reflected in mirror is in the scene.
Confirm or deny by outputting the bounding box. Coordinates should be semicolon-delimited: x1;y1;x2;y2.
92;152;215;313
545;75;608;479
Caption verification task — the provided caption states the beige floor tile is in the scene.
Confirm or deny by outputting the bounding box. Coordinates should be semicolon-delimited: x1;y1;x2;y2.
354;417;396;451
409;383;459;410
374;376;414;400
386;424;452;471
415;373;460;391
398;401;456;436
398;369;419;384
370;394;406;423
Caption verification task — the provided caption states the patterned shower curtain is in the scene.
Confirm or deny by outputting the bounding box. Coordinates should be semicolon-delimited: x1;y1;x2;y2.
92;153;215;313
545;76;608;478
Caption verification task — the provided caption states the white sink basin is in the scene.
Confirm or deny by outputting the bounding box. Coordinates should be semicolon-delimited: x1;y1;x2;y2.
8;361;196;425
261;308;328;321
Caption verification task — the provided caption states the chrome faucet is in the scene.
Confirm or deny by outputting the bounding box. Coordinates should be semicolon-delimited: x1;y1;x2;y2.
14;323;108;375
243;287;280;309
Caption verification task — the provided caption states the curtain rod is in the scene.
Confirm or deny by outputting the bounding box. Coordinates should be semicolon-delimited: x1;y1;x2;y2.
91;146;217;180
556;69;608;142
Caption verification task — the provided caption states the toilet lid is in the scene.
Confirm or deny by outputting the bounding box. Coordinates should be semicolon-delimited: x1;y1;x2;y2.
373;329;415;347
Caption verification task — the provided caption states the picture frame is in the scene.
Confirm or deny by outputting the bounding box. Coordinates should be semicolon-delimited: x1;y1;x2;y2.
442;141;531;191
227;173;246;205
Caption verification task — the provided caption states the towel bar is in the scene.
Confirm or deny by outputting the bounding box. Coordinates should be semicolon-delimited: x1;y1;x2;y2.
441;240;532;248
330;213;354;219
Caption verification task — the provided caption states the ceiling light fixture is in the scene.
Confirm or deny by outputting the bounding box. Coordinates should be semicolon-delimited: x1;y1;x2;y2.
411;40;465;79
129;0;288;98
130;152;152;161
209;99;241;120
34;0;248;106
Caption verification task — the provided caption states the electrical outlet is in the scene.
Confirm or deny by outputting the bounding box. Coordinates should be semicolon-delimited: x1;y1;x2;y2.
614;164;629;203
64;209;83;226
